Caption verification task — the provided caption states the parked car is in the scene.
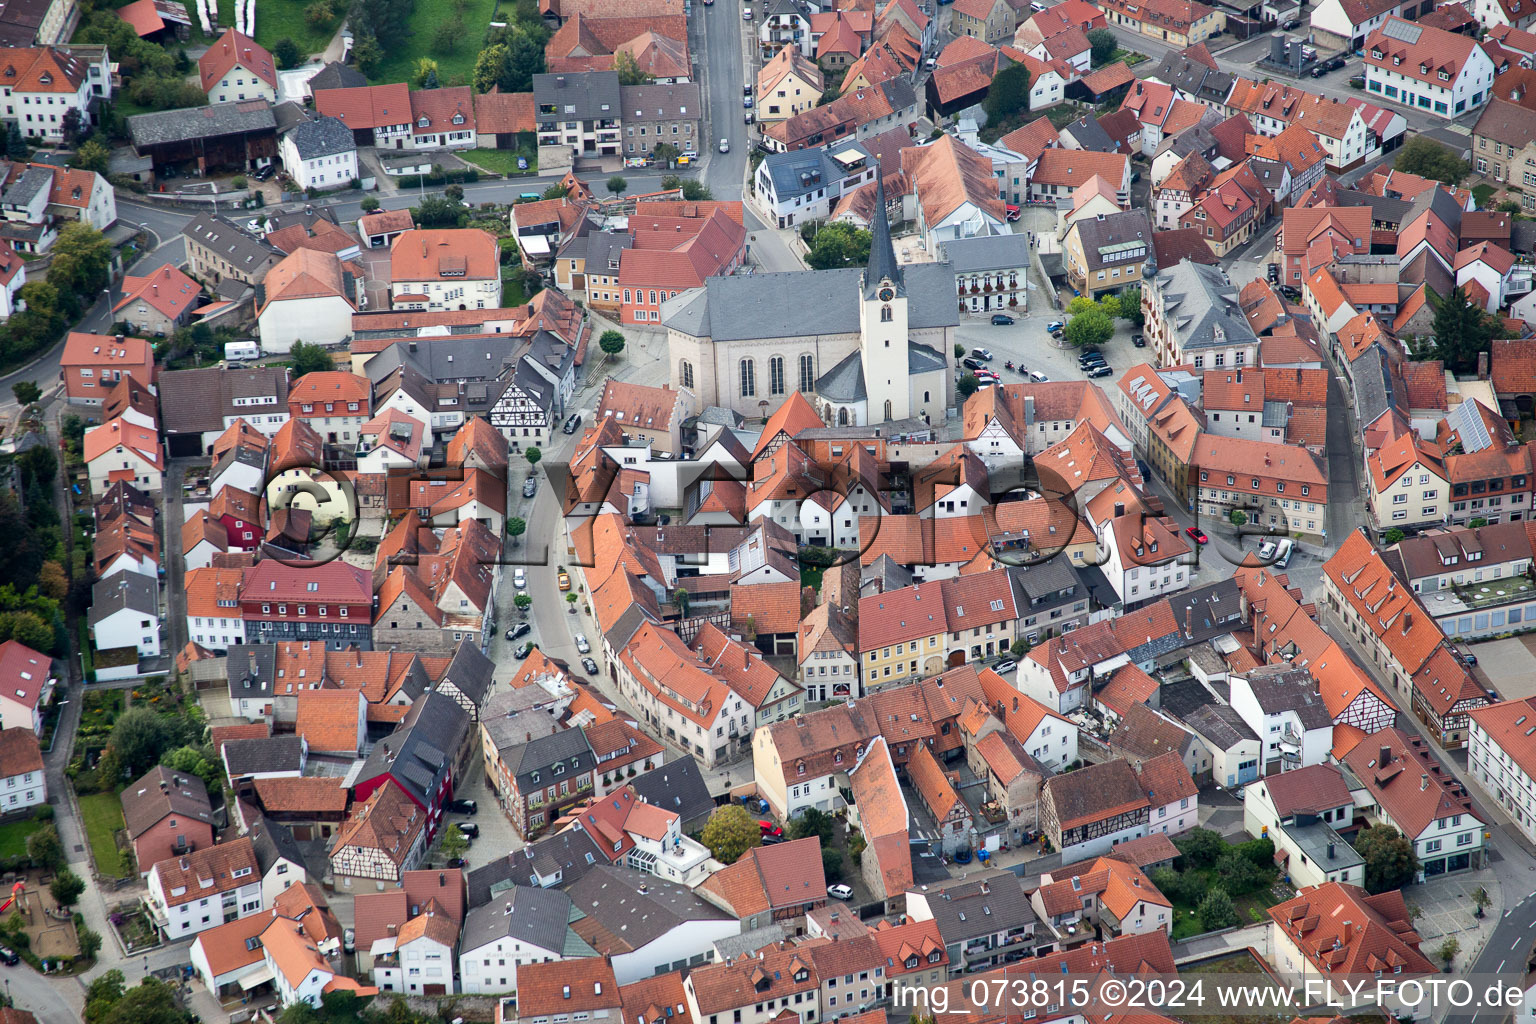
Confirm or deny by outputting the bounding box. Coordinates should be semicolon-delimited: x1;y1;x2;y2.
522;477;537;499
505;622;531;642
719;137;731;152
581;656;600;674
1131;333;1146;347
514;641;536;659
990;313;1014;325
1046;320;1064;332
575;633;591;654
744;112;754;125
448;799;478;815
514;568;527;590
743;82;752;95
457;822;480;838
1136;458;1152;479
558;571;572;591
1185;526;1209;545
828;884;854;900
1078;353;1105;366
1282;17;1300;28
962;356;986;371
1087;365;1113;378
743;7;752;18
970;347;993;361
759;820;783;837
253;164;276;181
993;658;1018;674
1029;370;1049;383
562;413;582;434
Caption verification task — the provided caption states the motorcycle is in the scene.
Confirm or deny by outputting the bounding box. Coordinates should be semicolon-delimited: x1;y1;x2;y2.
1004;360;1015;371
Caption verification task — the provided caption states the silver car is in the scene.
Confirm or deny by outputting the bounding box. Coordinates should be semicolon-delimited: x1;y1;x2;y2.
575;634;591;654
514;568;527;590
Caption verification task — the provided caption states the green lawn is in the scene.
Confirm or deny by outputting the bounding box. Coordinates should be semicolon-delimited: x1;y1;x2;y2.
1473;183;1497;208
0;818;42;861
252;0;340;62
77;791;132;878
367;0;501;87
462;148;536;175
500;272;528;307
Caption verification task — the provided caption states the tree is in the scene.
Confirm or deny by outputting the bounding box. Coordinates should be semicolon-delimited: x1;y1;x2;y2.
983;62;1032;123
957;374;980;400
680;179;714;201
1355;823;1419;894
5;123;25;161
70;139;110;174
361;196;380;213
613;50;653;85
674;586;690;617
1118;285;1145;327
84;970;125;1024
498;30;547;92
473;42;510;92
26;823;63;871
78;925;102;961
1064;307;1114;348
305;0;335;27
1395;135;1469;186
817;82;842;107
506;516;526;545
1174;827;1226;869
49;867;84;909
273;38;303;70
599;330;626;357
1087;28;1117;66
822;847;844;881
806;221;872;270
414;57;440;87
1213;851;1262;894
1196;888;1238;931
108;705;177;778
514;593;532;616
0;611;52;651
162;745;223;795
1011;637;1030;657
1431;285;1498;373
431;17;463;57
48;222;113;301
1472;885;1491;918
607;175;628;194
444;184;465;203
415;195;468;228
1383;528;1405;544
37;562;67;601
652;142;679;167
95;978;186;1024
542;182;571;201
10;381;40;405
1066;296;1097;316
700;804;761;863
60;107;84;147
525;446;542;468
789;807;835;844
954;342;967;359
1436;937;1460;967
289;340;334;378
440;824;469;862
1229;510;1247;526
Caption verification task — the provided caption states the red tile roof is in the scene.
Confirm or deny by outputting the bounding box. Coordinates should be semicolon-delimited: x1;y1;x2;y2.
1269;882;1435;977
198;29;275;93
315;83;412;131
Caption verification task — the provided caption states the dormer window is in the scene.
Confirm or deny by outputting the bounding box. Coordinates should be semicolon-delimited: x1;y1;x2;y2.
453;113;464;124
1420;62;1428;74
418;116;429;127
1392;55;1401;65
1438;70;1450;80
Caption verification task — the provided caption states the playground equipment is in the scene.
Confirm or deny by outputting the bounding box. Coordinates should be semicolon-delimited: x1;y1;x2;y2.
0;881;25;916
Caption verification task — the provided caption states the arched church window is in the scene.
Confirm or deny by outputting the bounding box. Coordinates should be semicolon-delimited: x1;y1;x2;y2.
881;305;892;322
680;360;694;389
740;359;756;398
838;408;849;426
883;400;893;421
769;357;785;395
798;354;815;393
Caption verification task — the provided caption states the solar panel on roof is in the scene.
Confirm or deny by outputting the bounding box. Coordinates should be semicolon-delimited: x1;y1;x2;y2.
1381;19;1421;42
1447;399;1493;453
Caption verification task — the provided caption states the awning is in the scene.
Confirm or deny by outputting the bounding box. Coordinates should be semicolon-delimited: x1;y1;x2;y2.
238;966;275;991
521;235;552;256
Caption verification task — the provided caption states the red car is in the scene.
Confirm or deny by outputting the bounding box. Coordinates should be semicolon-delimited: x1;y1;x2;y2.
759;820;783;837
1185;526;1209;545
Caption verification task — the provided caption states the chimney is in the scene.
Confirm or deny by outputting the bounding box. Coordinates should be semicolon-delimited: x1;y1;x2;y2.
1378;745;1392;765
1327;842;1335;860
1421;773;1429;791
1478;350;1490;380
1402;612;1412;635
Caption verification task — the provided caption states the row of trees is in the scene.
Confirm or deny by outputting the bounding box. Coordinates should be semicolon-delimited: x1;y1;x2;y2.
0;224;113;372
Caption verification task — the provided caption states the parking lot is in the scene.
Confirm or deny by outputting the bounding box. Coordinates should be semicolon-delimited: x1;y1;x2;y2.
1467;635;1536;702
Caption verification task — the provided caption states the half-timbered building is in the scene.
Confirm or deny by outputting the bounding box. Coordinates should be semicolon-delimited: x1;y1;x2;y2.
1039;758;1151;861
328;778;427;886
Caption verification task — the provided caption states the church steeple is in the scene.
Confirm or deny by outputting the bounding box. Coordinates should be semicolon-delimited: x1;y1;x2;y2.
862;177;903;300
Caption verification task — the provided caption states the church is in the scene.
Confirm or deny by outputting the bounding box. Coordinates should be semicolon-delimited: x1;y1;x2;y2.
662;182;958;427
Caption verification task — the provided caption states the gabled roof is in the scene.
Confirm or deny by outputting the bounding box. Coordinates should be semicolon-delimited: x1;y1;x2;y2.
198;29;275;92
1269;882;1434;977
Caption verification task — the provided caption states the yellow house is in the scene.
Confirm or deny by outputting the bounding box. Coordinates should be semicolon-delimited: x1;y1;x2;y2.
1063;208;1153;299
857;581;949;690
1099;0;1225;47
757;46;825;124
950;0;1017;44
